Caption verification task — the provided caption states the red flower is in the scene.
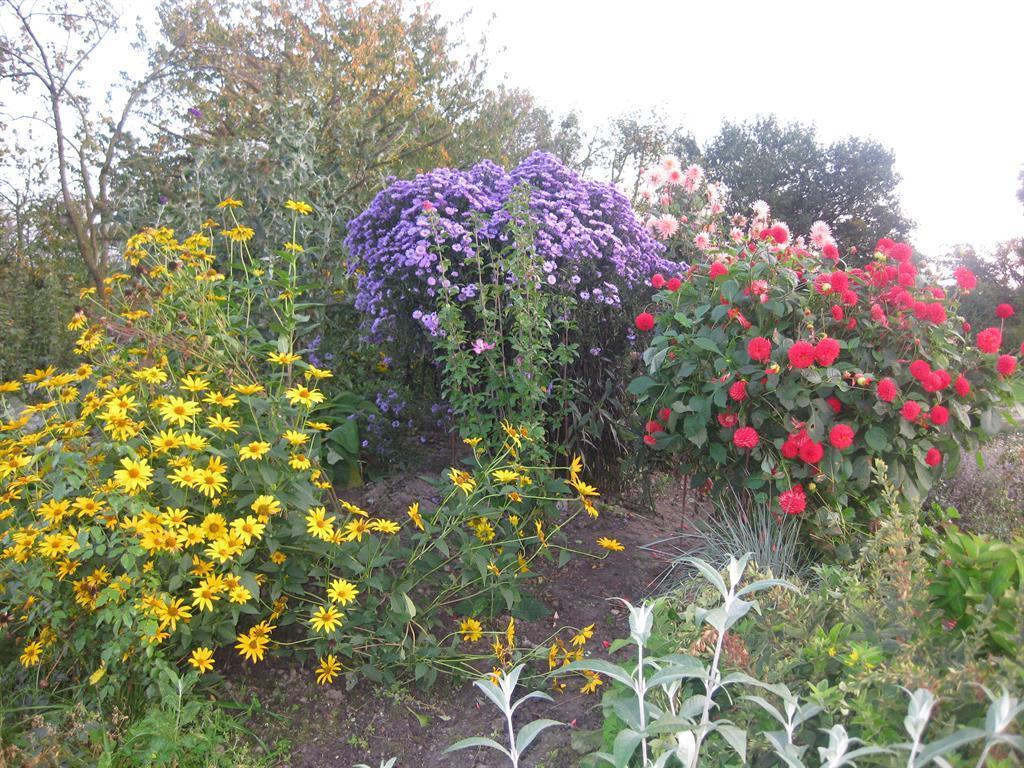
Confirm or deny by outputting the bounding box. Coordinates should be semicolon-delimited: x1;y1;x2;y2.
831;305;844;321
747;336;772;362
666;277;682;292
798;439;824;464
658;407;672;422
909;359;931;381
635;312;655;332
997;354;1017;377
778;485;807;516
925;448;942;467
733;427;760;450
928;405;949;426
728;380;748;402
954;374;971;397
814;338;841;366
901;401;922;421
717;412;738;428
826;396;842;414
876;378;898;403
643;434;657;446
953;267;976;291
768;225;789;244
651;273;666;289
977;327;1002;354
996;303;1015;319
645;420;664;434
829;424;855;450
709;262;728;279
788;341;816;369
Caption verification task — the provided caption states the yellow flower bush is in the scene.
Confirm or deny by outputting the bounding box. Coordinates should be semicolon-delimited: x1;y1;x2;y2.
0;202;603;694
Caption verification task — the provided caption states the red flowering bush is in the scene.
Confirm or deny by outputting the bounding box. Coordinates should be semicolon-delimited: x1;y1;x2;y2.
629;161;1024;555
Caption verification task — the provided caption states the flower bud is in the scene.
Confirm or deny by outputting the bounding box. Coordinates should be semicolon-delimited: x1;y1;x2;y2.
855;375;868;387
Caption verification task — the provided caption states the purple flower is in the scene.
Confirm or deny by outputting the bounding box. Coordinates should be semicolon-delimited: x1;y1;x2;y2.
471;338;495;355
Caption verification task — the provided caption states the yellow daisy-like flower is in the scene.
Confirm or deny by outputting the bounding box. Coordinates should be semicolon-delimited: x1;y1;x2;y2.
305;507;336;541
407;501;424;531
284;199;313;215
289;453;312;471
282;429;309;446
203;390;238;408
369;518;399;535
230;515;265;545
20;640;43;667
572;624;595;647
569;477;600;498
235;631;268;663
188;647;215;673
459;618;483;643
597;537;624;552
216;197;243;209
463;437;483;448
180;433;209;451
267;351;301;365
222;225;255;242
238;441;271;461
232;383;265;396
315;654;341;684
284;386;325;408
156;597;192;631
114;457;153;495
207;413;240;433
580;671;604;694
150;429;183;453
158;396;202;428
309;605;344;634
342;518;370;542
448;468;476;495
326;578;359;606
179;374;210;393
492;469;520;484
251;495;282;520
196;469;228;498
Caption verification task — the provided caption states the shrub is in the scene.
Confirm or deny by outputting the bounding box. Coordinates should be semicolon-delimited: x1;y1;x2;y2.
345;151;674;478
0;202;603;700
629;159;1023;555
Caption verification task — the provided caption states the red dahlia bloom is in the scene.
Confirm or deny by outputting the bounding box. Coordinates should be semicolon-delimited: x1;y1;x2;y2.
954;374;971;397
798;439;824;464
822;242;839;260
709;262;728;279
877;378;898;403
954;267;977;291
788;341;816;369
997;354;1017;377
996;303;1015;319
826;396;842;414
814;338;841;366
768;225;789;244
831;305;844;321
658;407;672;422
733;427;759;450
747;336;772;362
643;434;657;446
635;312;655;332
901;401;922;421
829;424;855;450
651;273;666;289
977;327;1002;354
666;277;682;292
925;448;942;467
909;360;931;381
717;412;738;428
645;420;664;434
729;380;748;402
778;485;807;515
929;406;949;426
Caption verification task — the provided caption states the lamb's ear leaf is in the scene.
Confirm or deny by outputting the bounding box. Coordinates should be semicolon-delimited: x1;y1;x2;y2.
444;737;510;758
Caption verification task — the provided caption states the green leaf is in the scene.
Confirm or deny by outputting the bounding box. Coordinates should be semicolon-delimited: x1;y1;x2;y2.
515;718;562;756
864;427;888;451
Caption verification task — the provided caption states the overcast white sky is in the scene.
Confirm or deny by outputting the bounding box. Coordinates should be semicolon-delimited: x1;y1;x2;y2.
433;0;1024;256
9;0;1023;258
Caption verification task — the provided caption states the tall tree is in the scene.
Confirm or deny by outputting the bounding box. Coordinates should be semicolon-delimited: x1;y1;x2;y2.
703;116;912;258
0;0;179;292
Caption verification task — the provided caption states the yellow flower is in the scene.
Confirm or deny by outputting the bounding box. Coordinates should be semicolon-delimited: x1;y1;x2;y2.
20;640;43;667
150;429;183;453
316;654;342;685
284;385;325;408
188;647;215;673
284;199;313;215
459;618;483;642
251;495;282;520
342;518;370;542
283;241;304;253
492;469;520;484
289;453;312;471
235;631;268;663
581;671;604;694
196;469;228;498
571;624;595;647
463;437;482;447
158;396;202;428
203;391;238;408
309;605;344;634
207;413;240;433
238;441;271;461
228;585;252;604
114;457;153;495
282;429;309;446
304;365;333;380
180;433;209;451
179;374;210;393
216;197;243;208
569;477;600;498
267;351;301;365
326;578;359;606
89;665;107;685
232;383;265;396
222;225;255;242
156;598;192;631
407;502;424;531
368;518;399;534
191;582;221;612
0;380;22;393
448;468;476;495
230;515;265;545
597;537;624;552
305;507;336;541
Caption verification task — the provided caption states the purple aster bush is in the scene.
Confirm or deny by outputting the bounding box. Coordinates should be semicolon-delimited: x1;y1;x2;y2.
344;151;675;343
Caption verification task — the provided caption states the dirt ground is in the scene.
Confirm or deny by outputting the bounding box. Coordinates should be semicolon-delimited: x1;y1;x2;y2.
225;461;701;768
